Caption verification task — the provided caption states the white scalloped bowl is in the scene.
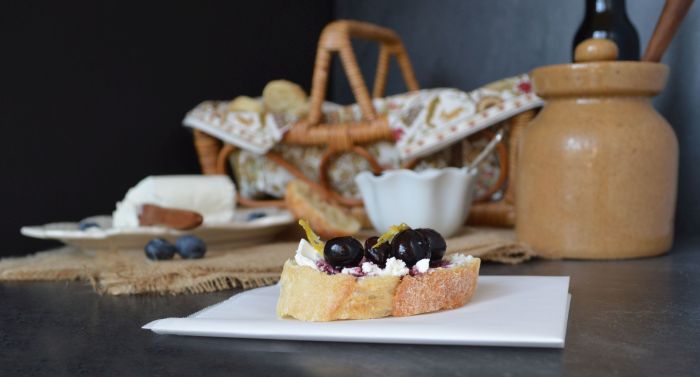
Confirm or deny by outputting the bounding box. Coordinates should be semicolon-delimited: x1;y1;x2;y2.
355;168;477;237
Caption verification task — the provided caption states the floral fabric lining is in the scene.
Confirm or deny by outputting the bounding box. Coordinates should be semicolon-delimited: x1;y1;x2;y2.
183;75;543;199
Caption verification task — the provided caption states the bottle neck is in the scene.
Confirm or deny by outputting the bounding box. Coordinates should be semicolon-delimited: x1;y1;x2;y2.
575;0;640;61
585;0;627;18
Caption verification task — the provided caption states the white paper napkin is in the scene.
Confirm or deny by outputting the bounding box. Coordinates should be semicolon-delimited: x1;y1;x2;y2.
144;276;571;348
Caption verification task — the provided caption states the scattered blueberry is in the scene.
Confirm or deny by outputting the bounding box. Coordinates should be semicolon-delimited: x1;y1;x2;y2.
175;235;207;259
144;238;177;260
246;211;267;221
78;221;100;231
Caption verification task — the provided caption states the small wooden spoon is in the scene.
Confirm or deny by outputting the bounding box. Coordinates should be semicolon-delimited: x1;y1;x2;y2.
642;0;694;62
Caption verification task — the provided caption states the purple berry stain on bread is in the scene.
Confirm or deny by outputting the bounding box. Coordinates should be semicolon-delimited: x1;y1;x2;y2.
315;260;339;275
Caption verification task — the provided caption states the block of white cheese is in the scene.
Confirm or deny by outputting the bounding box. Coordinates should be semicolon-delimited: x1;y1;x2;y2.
112;175;236;228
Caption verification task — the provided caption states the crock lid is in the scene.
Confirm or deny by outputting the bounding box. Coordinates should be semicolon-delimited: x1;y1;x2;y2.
532;39;668;98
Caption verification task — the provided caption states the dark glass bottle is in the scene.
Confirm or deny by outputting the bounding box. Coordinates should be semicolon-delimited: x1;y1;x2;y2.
572;0;640;61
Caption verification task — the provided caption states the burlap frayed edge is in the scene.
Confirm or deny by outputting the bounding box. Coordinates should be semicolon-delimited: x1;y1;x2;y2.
449;244;534;265
92;271;282;296
0;248;95;282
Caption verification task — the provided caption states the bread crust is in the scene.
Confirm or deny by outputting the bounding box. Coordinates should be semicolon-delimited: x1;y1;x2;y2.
276;258;480;321
392;259;480;317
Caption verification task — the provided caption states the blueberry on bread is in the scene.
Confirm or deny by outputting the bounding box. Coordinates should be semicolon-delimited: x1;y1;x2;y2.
276;221;480;321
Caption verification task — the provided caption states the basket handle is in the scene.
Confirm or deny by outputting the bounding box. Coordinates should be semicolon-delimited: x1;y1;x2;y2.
302;20;419;129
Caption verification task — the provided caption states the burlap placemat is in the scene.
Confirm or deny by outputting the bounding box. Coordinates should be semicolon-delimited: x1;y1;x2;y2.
0;227;533;295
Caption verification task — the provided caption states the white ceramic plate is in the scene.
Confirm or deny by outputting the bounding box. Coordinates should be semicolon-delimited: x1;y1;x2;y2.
21;207;294;251
144;276;571;348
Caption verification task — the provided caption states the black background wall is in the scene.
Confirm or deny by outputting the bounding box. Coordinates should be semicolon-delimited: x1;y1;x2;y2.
0;1;332;255
2;1;698;256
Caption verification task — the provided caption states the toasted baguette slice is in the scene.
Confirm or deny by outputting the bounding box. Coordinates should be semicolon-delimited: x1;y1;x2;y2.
284;180;360;239
276;257;480;321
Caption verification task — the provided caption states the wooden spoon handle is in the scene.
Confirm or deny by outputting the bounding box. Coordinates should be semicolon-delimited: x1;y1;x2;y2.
642;0;694;62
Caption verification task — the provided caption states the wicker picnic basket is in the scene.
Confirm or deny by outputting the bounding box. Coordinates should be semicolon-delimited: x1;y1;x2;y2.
192;20;536;227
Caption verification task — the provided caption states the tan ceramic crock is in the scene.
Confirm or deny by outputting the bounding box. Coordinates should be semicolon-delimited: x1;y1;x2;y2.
516;39;678;259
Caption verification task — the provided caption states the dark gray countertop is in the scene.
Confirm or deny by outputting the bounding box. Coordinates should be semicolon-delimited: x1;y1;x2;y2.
2;238;699;377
